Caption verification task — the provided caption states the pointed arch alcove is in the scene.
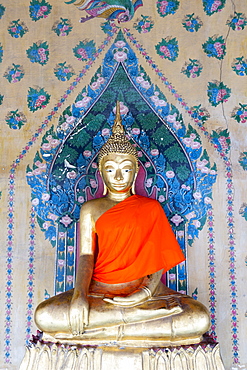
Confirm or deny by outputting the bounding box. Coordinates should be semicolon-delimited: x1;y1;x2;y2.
27;32;216;296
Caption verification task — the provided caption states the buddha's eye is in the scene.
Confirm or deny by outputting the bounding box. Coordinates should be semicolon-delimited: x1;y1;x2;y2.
124;168;132;173
106;169;114;172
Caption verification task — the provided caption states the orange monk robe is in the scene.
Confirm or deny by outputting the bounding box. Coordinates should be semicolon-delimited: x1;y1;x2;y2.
93;195;185;284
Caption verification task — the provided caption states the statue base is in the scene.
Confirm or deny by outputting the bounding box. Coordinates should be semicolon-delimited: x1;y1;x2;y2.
20;332;225;370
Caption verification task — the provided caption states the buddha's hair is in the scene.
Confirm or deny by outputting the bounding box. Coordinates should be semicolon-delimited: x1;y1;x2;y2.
98;101;139;168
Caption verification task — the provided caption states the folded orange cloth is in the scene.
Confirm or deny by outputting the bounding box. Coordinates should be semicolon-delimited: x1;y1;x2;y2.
93;195;185;284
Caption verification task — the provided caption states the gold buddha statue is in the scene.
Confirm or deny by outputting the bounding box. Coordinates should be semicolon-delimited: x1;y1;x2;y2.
34;102;210;346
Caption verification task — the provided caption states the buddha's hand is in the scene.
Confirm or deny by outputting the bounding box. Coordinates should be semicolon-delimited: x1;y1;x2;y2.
103;287;152;307
69;291;89;336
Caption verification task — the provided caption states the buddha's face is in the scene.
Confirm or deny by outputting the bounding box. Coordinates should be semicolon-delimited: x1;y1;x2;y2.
100;153;137;194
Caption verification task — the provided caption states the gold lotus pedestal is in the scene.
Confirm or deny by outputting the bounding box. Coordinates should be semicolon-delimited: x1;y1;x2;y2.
20;332;225;370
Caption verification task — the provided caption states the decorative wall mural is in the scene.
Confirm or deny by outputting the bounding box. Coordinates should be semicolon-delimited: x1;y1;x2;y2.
29;0;52;21
5;110;27;130
27;87;51;112
52;18;73;36
239;152;247;171
27;32;217;296
226;12;247;31
73;40;96;61
202;0;226;16
66;0;143;23
8;19;29;38
3;64;25;84
182;13;203;33
26;41;49;65
207;81;231;107
133;14;154;33
202;35;226;60
190;105;210;126
181;59;203;78
0;43;3;63
1;1;247;368
54;62;75;81
231;57;247;76
156;0;180;17
155;37;179;61
231;103;247;123
239;203;247;220
211;129;231;153
0;3;5;18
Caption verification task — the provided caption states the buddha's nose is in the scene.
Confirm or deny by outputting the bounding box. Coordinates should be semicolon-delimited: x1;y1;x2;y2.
114;169;123;181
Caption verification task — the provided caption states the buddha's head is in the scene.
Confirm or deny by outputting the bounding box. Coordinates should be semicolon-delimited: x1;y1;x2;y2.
98;101;139;195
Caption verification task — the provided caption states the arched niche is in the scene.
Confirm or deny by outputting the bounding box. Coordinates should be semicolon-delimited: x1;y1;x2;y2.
27;33;216;295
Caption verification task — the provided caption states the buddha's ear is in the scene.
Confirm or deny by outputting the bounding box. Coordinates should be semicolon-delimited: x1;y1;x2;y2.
103;182;107;196
131;183;136;195
131;171;138;195
136;161;140;173
98;165;108;196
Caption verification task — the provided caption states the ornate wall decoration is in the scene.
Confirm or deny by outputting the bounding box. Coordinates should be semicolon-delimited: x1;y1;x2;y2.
26;41;49;65
29;0;52;21
182;14;203;32
231;103;247;123
133;15;154;33
27;87;51;112
238;153;247;171
156;0;180;17
1;1;247;367
67;0;143;23
202;35;226;60
73;40;96;61
26;32;217;297
5;110;27;130
54;62;75;81
101;19;120;35
3;64;25;83
239;203;247;220
190;105;210;126
231;57;247;76
52;18;72;36
25;207;36;344
8;19;28;38
181;59;203;78
0;42;3;63
211;129;231;153
226;12;247;31
0;3;5;18
207;81;231;107
155;37;179;61
202;0;226;16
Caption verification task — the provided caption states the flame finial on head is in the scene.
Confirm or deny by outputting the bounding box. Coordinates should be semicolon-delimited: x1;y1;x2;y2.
98;101;138;167
112;100;124;135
